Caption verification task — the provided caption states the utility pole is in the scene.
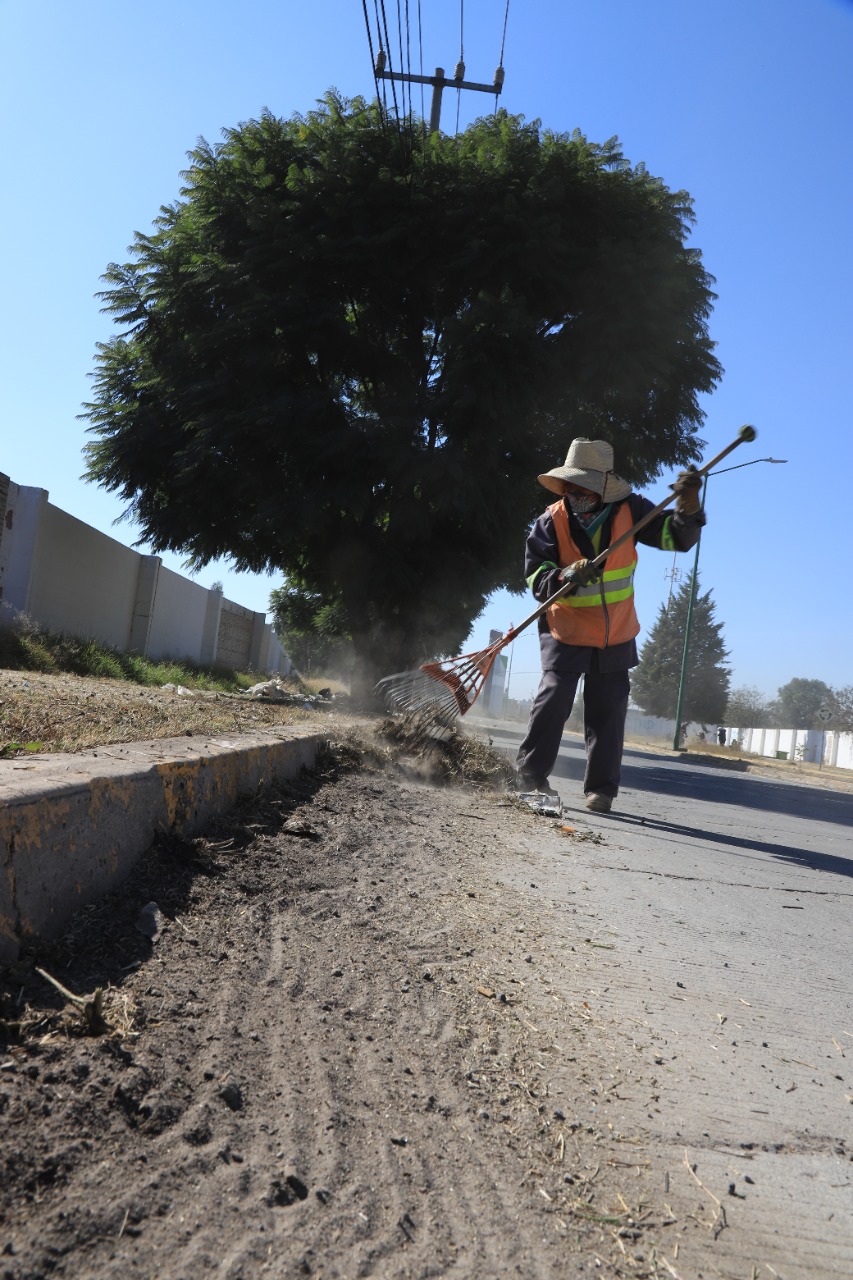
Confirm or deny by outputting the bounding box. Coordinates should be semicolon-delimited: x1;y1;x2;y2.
671;454;787;751
374;50;504;133
664;560;682;611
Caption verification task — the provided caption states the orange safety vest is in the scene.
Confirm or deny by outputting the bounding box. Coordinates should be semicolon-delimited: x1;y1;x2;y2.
545;499;640;648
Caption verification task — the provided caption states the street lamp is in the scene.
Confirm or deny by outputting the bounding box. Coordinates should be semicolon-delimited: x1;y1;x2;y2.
671;454;788;750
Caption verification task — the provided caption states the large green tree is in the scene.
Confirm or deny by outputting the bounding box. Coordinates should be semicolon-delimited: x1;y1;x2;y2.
771;678;833;729
82;94;722;696
631;576;730;723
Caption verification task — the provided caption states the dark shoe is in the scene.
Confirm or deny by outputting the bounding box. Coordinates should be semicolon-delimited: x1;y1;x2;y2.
585;792;612;814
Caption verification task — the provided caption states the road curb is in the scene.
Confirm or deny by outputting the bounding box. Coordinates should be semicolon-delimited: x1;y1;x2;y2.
0;728;328;962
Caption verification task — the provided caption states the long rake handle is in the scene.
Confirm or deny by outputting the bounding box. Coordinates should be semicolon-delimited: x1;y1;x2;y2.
501;424;757;646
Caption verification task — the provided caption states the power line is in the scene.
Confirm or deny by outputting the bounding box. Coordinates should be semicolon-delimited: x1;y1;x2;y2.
360;0;387;130
498;0;510;67
395;0;407;117
405;0;413;120
455;0;464;133
371;0;389;114
495;0;510;109
416;0;424;120
365;0;507;135
377;0;404;130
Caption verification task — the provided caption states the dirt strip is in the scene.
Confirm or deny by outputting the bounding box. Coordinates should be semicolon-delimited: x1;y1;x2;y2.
0;736;719;1280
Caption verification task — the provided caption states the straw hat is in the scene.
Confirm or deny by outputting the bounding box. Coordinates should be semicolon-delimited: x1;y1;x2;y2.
538;438;632;501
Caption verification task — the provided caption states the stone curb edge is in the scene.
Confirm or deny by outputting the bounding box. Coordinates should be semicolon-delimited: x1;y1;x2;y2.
0;729;328;962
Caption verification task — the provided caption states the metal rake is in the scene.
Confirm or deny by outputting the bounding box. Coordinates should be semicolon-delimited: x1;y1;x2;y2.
377;426;757;736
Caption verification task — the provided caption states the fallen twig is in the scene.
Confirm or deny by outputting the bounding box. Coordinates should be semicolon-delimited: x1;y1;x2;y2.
683;1150;727;1239
35;967;107;1034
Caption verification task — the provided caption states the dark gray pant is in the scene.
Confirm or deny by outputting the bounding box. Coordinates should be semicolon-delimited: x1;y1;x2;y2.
516;668;630;798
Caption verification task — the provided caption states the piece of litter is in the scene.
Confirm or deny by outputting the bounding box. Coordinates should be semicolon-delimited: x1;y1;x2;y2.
477;986;496;999
135;902;165;938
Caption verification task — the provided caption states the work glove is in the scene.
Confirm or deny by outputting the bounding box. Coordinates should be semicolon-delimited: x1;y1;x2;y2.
559;558;601;588
670;465;702;515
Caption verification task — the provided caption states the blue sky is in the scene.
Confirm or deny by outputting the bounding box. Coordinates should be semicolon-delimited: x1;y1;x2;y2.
1;0;851;700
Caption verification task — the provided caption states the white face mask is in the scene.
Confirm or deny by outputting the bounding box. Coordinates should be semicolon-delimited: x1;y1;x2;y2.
567;491;601;515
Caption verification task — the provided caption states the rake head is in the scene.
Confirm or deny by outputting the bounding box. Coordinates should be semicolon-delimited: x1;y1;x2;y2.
376;637;505;743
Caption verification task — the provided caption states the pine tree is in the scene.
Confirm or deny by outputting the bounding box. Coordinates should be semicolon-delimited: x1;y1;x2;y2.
631;576;730;723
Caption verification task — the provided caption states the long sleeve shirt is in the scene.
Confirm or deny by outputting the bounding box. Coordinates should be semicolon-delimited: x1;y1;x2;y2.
525;494;705;674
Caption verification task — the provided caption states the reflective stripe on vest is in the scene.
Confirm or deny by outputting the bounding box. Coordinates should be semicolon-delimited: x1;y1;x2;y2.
545;499;641;647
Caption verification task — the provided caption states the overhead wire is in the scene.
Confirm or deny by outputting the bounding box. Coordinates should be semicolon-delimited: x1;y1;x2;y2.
403;0;416;152
361;0;512;157
417;0;424;123
496;0;510;112
456;0;464;134
396;0;416;165
378;0;403;129
395;0;407;117
370;0;389;115
360;0;387;131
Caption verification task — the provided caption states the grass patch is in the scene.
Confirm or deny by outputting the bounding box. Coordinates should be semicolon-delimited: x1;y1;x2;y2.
0;611;298;694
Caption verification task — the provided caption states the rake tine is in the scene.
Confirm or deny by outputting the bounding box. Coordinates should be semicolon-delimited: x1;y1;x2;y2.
376;668;466;744
376;627;512;740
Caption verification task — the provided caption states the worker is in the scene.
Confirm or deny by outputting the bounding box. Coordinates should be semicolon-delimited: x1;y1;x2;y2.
514;438;704;813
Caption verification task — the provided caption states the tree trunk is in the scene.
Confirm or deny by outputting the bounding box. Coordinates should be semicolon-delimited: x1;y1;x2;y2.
349;626;416;711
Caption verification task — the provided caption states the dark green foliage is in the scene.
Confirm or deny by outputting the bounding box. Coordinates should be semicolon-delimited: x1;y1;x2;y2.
631;576;730;723
81;94;722;692
830;685;853;733
771;677;833;729
268;582;352;677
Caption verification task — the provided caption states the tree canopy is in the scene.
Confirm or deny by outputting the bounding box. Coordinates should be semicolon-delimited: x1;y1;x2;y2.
771;677;833;729
631;576;730;724
725;685;773;728
81;94;722;693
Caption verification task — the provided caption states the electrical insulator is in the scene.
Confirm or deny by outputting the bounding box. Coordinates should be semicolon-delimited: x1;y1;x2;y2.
493;66;505;90
454;61;465;80
375;48;387;73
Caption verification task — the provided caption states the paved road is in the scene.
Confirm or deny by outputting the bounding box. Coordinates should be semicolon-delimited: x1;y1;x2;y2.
476;721;853;1278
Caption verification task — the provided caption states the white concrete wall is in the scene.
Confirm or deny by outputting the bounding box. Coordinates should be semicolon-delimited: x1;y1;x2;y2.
0;481;48;613
28;502;139;650
0;472;292;676
728;723;853;770
145;565;210;665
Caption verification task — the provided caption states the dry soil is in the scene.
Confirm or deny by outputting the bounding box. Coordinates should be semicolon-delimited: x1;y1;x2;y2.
1;671;849;1279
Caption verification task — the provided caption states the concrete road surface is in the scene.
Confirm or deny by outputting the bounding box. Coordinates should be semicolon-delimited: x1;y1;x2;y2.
476;720;853;1278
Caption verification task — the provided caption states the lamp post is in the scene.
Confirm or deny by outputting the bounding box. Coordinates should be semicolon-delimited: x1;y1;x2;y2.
671;456;787;750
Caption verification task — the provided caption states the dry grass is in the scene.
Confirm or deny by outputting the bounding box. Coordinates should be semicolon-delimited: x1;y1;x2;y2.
0;668;322;754
623;730;853;793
